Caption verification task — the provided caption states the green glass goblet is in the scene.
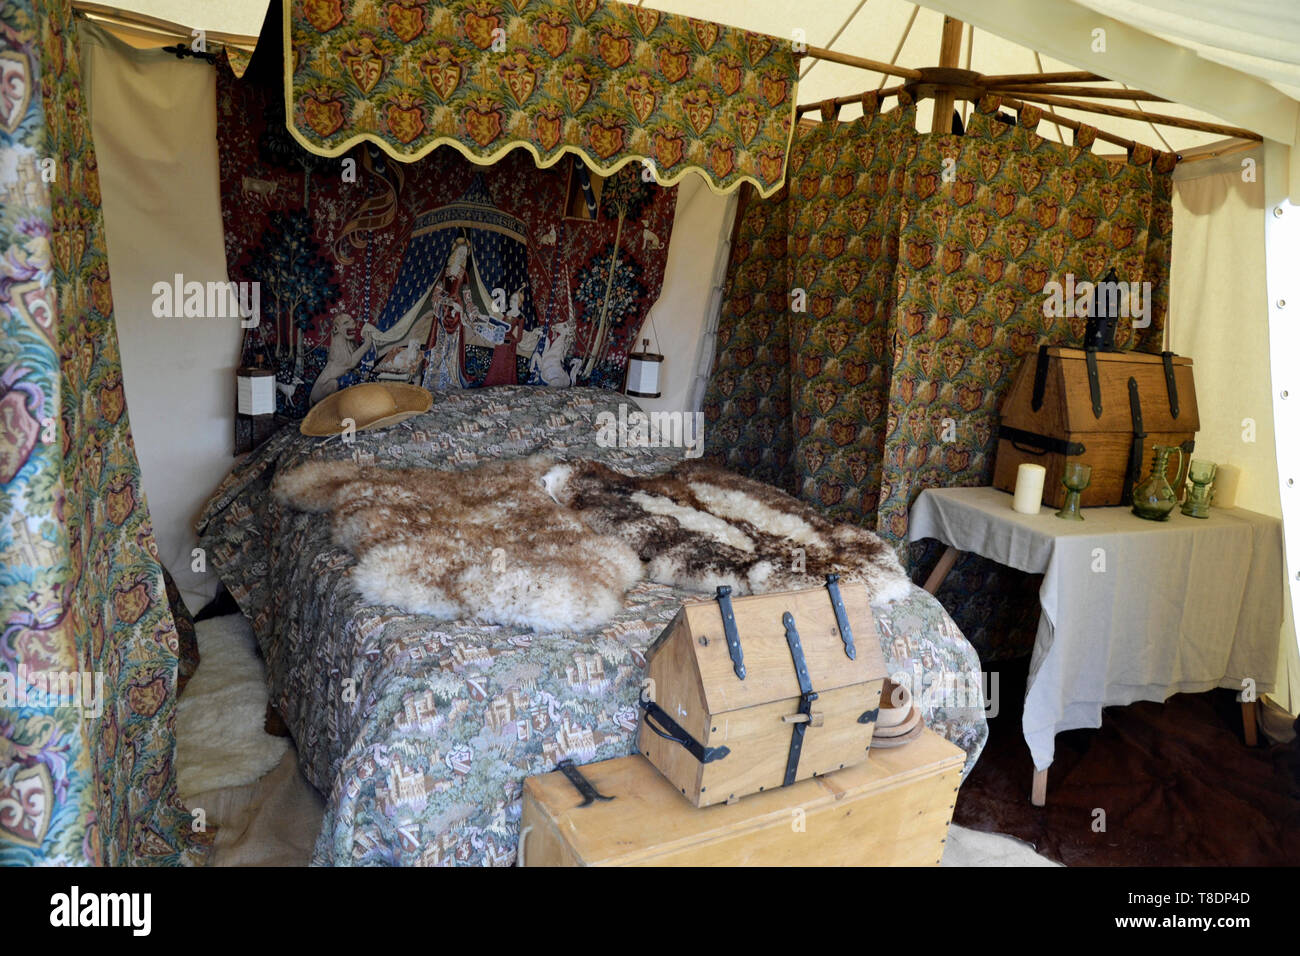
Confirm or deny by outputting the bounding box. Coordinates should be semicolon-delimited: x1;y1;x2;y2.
1055;461;1091;520
1181;460;1217;518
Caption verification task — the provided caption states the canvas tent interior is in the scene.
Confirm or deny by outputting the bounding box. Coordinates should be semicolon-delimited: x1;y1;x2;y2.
5;0;1299;866
78;0;1300;693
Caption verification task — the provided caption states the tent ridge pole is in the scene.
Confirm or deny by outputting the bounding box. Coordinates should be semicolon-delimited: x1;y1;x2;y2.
1009;90;1262;141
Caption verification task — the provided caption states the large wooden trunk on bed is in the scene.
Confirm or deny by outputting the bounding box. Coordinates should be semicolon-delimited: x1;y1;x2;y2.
637;578;888;808
519;730;964;866
993;347;1198;509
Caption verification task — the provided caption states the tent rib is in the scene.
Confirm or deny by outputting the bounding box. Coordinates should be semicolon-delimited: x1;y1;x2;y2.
961;22;974;126
1124;80;1176;154
879;3;921;90
1034;52;1067;144
802;0;873;80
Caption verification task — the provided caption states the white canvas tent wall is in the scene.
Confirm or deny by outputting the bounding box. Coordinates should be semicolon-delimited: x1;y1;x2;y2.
80;0;1300;712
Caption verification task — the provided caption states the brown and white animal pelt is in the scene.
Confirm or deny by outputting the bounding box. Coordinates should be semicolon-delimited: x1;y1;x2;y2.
541;459;912;604
273;457;643;633
274;456;912;632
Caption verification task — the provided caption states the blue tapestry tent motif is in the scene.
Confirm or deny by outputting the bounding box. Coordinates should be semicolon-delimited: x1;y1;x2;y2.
358;176;543;391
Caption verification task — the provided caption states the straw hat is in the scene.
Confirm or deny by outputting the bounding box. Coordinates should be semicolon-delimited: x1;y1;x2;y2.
300;382;431;437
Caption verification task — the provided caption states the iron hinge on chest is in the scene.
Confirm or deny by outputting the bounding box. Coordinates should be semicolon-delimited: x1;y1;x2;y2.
556;759;615;807
715;585;745;680
824;574;856;660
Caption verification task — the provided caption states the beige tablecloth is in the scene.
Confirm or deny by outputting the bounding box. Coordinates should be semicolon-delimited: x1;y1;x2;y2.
909;487;1285;770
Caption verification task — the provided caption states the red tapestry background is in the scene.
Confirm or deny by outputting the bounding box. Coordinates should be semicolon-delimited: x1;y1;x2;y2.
218;46;675;417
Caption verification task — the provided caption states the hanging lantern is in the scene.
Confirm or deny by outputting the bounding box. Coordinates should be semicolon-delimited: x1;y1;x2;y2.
624;338;663;399
235;366;278;454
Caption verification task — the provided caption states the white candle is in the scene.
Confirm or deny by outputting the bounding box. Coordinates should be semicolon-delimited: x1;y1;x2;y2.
1012;463;1047;514
1212;463;1241;509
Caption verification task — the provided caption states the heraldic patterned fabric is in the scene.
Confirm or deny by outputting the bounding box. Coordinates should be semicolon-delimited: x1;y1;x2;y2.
221;40;676;416
285;0;797;197
704;95;1175;659
0;0;210;864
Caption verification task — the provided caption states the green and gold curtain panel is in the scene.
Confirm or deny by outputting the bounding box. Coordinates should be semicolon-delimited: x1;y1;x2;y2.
1;0;208;864
284;0;798;196
704;95;1175;656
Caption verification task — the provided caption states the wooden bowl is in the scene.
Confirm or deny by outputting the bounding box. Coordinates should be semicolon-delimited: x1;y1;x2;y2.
873;704;922;739
877;679;913;728
870;718;925;748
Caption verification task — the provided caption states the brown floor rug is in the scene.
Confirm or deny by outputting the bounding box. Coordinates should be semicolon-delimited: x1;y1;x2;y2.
954;657;1300;866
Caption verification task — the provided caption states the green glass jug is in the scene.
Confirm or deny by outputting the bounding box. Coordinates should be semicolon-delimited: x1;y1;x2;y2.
1131;444;1185;521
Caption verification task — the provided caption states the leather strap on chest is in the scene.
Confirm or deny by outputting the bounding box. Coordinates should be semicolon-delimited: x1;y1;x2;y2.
1123;377;1146;506
782;611;819;787
1086;348;1103;418
1161;350;1181;419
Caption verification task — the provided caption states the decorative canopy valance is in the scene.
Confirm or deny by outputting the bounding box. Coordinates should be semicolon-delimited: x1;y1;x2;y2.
282;0;799;197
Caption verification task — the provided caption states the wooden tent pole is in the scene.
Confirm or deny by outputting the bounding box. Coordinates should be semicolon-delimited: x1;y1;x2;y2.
794;87;1152;156
1176;140;1259;164
930;16;965;133
988;85;1169;102
994;94;1139;152
982;70;1105;84
1008;90;1263;140
795;84;908;118
71;0;257;48
802;45;923;80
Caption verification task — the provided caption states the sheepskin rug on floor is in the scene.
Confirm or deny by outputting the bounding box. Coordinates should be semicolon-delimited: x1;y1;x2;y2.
176;614;289;800
273;456;911;632
942;825;1059;867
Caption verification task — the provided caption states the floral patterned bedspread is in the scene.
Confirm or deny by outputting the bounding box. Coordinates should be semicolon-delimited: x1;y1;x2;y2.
196;387;987;865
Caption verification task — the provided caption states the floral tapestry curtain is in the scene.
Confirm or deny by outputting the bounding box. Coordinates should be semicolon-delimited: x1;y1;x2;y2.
704;95;1175;656
1;0;208;864
284;0;798;197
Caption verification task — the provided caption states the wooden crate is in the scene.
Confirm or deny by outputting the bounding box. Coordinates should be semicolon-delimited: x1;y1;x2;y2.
637;580;888;808
993;347;1198;508
519;729;965;866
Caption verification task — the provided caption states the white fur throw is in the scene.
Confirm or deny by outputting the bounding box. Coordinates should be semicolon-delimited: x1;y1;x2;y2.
274;457;911;632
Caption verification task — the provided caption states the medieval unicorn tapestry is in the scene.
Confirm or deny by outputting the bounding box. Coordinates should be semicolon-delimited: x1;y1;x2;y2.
220;45;676;418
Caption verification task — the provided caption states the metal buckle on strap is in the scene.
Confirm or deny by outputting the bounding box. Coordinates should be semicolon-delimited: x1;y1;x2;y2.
782;611;819;787
715;585;745;680
824;574;856;660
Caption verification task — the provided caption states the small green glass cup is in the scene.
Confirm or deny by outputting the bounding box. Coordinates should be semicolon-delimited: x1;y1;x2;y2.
1181;460;1217;518
1055;461;1091;520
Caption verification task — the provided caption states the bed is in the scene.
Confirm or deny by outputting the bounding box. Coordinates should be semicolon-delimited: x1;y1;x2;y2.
196;386;988;865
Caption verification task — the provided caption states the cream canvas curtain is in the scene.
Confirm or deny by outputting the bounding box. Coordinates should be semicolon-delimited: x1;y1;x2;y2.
1169;146;1299;714
80;20;242;612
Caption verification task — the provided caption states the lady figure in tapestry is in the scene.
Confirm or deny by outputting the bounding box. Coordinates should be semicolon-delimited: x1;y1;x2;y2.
483;289;528;387
412;236;535;390
421;238;472;391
